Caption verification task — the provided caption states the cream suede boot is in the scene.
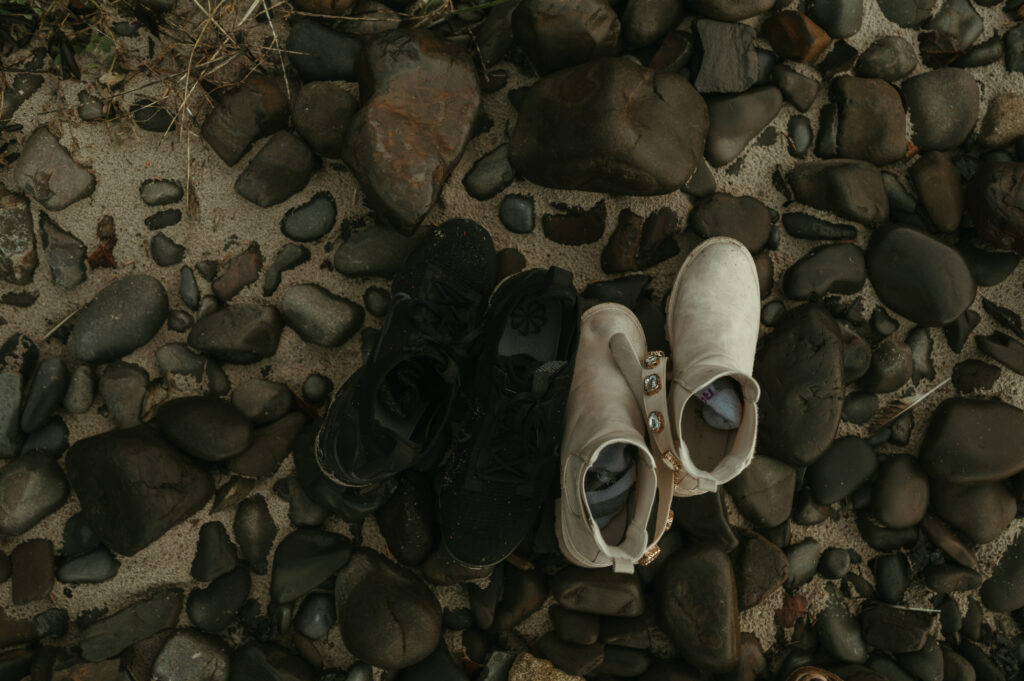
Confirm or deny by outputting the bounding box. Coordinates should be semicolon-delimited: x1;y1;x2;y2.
664;237;761;497
556;303;675;573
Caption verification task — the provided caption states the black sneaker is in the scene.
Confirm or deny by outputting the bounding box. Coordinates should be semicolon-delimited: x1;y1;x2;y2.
315;219;496;488
438;267;581;567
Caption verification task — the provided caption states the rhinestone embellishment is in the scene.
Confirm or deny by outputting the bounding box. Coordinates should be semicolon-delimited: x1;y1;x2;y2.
647;411;664;433
643;374;661;395
643;351;664;369
638;545;661;566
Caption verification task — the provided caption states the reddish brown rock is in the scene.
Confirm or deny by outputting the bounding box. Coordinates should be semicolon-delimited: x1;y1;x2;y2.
344;30;480;233
601;207;680;273
762;11;831;63
542;202;607;245
967;162;1024;254
512;0;620;74
213;243;263;301
510;57;709;195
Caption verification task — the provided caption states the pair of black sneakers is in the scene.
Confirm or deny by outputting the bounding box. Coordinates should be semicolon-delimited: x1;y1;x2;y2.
315;219;581;567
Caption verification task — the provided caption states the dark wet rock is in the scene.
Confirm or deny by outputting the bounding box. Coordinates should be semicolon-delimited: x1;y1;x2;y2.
859;338;913;393
550;606;599;645
978;92;1024;148
734;532;788;610
151;629;230;681
689;194;771;252
21;418;67;456
201;76;288;166
292;82;357;159
843;392;877;424
187;567;251;633
132;99;175;132
271;528;352;603
335;548;442;669
66;426;213;556
920;398;1024;484
755;304;844;467
551;567;643;617
363;287;390;317
234;495;276;575
945;309;980;353
860;603;933;653
671;490;739;552
534;634;604;676
655;545;739;673
72;274;168;363
693;20;758;94
958;241;1020;287
872;455;928;529
295;592;335;640
38;212;86;289
761;301;786;326
543;202;606;245
807;0;862;38
788;160;888;224
687;0;772;21
235;132;316;208
872;553;911;604
151;233;184;266
264;243;310;296
0;73;43;123
622;0;684;48
807;437;877;504
56;547;120;584
499;194;534;234
280;191;335;244
231;379;291;425
20;357;67;433
510;57;708;195
154;396;253;462
0;451;67;535
95;360;148;426
931;479;1015;544
602;207;679;274
782;213;857;241
952;359;1000;392
145;208;182;231
911;152;963;233
594;645;650;678
80;588;183;661
299;374;330;405
140;179;183;206
926;0;982;50
280;284;364;347
903;69;979;151
705;87;783;168
772;65;819;113
726;455;796;527
967;162;1024;255
287;19;361;82
876;0;936;27
925;564;981;594
511;0;619;75
817;598;868;663
787;115;813;158
783;243;865;300
376;471;437;566
858;513;919;551
345;30;478;231
333;223;426;277
819;547;851;579
62;511;101;558
491;563;547;632
191;521;237;583
762;11;831;63
866;226;975;327
785;538;821;589
229;643;316;681
188;304;283;364
856;36;917;81
829;77;907;166
463;145;515;200
10;127;96;210
0;189;36;286
982;530;1024;611
684;159;716;198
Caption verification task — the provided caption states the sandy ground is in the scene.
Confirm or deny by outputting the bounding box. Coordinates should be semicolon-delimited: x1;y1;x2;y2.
1;0;1024;675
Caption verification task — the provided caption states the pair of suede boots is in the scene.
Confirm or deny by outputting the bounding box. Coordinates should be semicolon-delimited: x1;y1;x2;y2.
556;237;762;574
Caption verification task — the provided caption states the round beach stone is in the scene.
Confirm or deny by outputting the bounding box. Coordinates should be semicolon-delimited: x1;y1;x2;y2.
154;396;253;462
72;275;169;363
902;69;980;151
866;225;975;327
920;397;1024;484
280;284;364;348
872;455;929;529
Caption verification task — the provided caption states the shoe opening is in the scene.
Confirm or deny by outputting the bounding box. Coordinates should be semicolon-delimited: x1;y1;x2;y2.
682;376;743;474
584;443;638;545
375;355;452;447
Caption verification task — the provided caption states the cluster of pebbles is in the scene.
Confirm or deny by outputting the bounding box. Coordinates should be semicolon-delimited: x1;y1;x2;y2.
2;0;1024;679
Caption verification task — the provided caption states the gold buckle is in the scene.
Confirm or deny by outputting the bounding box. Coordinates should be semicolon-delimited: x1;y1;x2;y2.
638;545;661;566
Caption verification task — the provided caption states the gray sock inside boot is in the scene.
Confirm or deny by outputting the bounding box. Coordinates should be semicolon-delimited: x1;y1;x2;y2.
585;444;637;531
